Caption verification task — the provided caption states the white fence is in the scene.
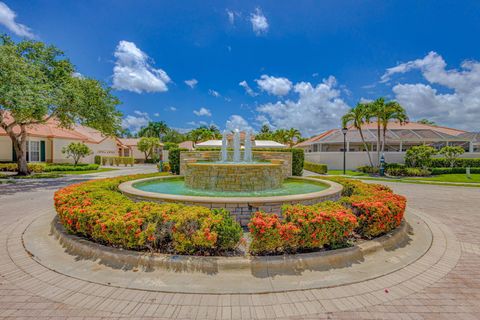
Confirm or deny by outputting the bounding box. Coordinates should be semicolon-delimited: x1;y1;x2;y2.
305;152;480;170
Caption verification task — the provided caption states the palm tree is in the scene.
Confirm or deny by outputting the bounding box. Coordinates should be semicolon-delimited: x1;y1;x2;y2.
285;128;302;147
379;101;408;153
272;129;289;145
138;121;169;140
341;103;374;167
367;97;385;166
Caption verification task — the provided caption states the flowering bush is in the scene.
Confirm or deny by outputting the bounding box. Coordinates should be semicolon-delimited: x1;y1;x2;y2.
248;177;406;254
249;202;357;255
322;177;406;238
54;173;243;255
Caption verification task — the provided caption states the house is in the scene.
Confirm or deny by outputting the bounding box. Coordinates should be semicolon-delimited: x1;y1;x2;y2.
296;121;479;170
178;141;195;151
117;138;164;163
1;114;125;164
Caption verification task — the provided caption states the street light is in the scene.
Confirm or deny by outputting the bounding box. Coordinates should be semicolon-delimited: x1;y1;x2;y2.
342;127;348;175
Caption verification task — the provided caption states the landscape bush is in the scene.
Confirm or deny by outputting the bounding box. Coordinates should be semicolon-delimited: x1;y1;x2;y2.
100;156;134;166
304;161;328;174
430;158;480;168
54;174;243;255
430;167;480;175
405;145;437;169
44;164;99;172
357;165;379;174
386;167;430;177
169;148;188;174
0;163;45;173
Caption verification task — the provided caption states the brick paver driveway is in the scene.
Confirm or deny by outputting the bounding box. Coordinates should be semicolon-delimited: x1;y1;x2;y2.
0;170;479;319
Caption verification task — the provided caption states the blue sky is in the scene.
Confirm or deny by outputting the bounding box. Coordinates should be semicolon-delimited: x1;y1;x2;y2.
2;1;480;135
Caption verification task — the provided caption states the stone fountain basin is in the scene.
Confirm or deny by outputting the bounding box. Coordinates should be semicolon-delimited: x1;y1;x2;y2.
119;176;343;226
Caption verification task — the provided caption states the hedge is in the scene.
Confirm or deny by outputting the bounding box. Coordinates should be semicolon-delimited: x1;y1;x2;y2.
304;161;328;174
100;156;134;166
248;177;406;254
44;164;99;172
430;167;480;175
54;174;243;255
169;148;188;175
184;148;305;176
1;163;46;173
431;158;480;168
386;167;430;177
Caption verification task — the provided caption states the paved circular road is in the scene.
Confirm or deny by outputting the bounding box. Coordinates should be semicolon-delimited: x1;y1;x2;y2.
0;168;479;319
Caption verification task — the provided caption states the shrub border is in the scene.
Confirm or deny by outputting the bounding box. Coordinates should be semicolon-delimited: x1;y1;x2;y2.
51;212;410;271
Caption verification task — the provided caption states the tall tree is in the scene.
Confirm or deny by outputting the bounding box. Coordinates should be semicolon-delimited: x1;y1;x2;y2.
367;97;385;166
341;103;374;167
285;128;302;147
138;121;169;140
0;36;121;175
379;101;408;153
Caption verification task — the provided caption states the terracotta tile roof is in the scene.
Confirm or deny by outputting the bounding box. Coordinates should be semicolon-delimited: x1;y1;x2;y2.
118;138;141;146
296;122;467;147
179;141;194;150
0;111;110;143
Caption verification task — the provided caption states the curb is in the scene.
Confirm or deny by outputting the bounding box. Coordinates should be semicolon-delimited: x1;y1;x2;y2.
51;216;409;273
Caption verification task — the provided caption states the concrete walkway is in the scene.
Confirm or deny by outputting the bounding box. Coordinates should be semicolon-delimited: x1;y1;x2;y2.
0;169;479;319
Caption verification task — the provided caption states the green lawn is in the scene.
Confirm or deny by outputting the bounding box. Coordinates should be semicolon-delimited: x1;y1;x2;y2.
0;167;117;179
326;170;369;176
405;173;480;183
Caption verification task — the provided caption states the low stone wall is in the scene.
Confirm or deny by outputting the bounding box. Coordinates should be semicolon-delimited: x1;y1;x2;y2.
184;162;283;192
119;176;343;226
180;151;292;177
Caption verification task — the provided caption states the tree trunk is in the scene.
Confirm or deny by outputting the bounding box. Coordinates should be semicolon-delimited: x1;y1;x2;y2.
359;129;374;167
5;124;30;175
376;122;381;167
382;127;387;154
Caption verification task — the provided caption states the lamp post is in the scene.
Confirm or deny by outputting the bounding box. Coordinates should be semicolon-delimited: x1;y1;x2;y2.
342;127;348;175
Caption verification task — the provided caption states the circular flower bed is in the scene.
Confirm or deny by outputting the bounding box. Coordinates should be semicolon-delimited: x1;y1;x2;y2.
54;174;406;256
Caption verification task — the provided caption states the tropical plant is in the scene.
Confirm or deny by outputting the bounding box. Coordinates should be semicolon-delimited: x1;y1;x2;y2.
438;146;465;168
0;36;121;175
137;137;162;161
405;145;437;169
341;103;374;167
138;121;169;140
61;142;92;166
417;119;436;126
285;128;302;147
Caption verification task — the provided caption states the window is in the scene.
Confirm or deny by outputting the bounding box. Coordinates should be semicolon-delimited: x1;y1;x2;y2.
28;141;40;162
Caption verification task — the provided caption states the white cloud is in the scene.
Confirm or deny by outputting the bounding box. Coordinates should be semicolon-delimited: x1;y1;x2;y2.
226;9;235;24
382;52;480;129
209;89;221;98
193;107;212;117
257;76;350;136
121;111;150;132
112;41;171;93
250;8;268;35
185;78;198;88
256;75;293;96
0;2;34;38
153;112;160;117
168;106;177;111
239;80;258;97
225;115;253;131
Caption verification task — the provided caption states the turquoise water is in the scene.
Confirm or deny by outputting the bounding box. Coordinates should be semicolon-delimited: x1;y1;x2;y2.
133;178;328;197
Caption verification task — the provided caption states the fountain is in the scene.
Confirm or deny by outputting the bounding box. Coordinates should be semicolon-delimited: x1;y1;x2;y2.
233;129;241;163
119;127;342;226
221;130;228;162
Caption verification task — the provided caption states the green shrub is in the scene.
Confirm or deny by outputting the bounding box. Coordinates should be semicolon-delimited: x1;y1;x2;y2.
94;155;101;165
357;166;379;174
54;174;243;255
430;158;480;168
100;156;134;166
430;167;480;175
386;167;430;177
169;148;188;175
44;164;99;172
291;148;304;176
304;161;328;174
405;145;437;169
0;163;45;173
